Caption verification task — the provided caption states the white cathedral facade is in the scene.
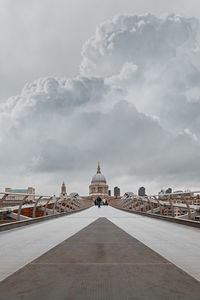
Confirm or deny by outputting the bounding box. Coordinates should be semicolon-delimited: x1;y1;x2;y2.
89;162;109;197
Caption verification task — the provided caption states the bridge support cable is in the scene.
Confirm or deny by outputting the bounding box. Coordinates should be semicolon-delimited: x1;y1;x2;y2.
64;198;70;212
168;196;175;218
17;195;29;221
44;197;53;216
32;196;43;218
52;197;60;214
184;197;192;220
154;197;163;215
59;197;65;213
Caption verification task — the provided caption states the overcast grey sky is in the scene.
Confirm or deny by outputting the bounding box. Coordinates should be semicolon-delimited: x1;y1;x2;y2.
1;1;200;196
1;0;200;100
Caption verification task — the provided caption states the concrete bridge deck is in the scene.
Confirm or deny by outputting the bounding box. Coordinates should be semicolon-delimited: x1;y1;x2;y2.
0;206;200;299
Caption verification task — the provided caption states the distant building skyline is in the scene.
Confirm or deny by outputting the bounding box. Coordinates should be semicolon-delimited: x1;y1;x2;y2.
166;188;172;194
5;187;35;204
114;186;120;197
138;187;145;197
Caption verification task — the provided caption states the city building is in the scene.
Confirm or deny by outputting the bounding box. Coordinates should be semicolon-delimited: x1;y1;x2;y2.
138;186;145;196
89;162;109;198
60;182;67;197
114;186;120;197
5;187;35;204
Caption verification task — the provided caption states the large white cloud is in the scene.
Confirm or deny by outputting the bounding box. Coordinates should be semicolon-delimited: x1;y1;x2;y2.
81;14;200;135
80;14;200;76
1;13;200;195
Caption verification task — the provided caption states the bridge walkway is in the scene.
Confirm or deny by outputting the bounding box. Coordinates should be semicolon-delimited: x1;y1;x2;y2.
0;206;200;299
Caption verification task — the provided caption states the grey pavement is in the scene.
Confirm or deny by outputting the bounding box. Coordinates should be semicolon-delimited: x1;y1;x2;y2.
1;206;200;283
0;217;200;300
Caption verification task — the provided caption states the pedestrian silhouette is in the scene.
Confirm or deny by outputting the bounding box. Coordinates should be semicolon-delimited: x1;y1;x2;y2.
96;196;102;208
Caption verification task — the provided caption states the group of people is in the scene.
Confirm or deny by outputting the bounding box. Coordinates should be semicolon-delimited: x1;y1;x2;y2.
94;196;108;208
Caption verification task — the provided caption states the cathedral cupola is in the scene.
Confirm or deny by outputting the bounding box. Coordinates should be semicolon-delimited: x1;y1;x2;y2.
89;162;109;197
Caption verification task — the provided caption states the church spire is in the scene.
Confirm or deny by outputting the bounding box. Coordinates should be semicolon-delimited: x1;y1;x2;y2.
61;181;67;196
97;161;101;174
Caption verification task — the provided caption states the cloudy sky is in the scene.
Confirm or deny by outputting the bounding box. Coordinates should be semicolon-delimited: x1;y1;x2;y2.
1;0;200;195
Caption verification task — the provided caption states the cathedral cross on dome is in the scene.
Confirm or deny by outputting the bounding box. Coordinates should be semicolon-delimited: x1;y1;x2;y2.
97;161;101;174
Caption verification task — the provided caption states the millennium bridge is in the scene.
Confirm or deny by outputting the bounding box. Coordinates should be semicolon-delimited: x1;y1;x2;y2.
0;190;200;299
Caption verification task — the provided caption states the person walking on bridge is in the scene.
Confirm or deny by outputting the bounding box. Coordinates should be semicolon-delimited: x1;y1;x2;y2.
96;196;102;208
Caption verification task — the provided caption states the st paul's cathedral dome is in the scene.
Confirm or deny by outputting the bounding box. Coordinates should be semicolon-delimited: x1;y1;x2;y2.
89;162;109;197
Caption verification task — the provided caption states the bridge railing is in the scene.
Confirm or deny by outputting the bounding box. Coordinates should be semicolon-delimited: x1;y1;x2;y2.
0;192;90;223
111;191;200;222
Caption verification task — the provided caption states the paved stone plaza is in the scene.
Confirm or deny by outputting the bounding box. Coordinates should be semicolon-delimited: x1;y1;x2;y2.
0;206;200;299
